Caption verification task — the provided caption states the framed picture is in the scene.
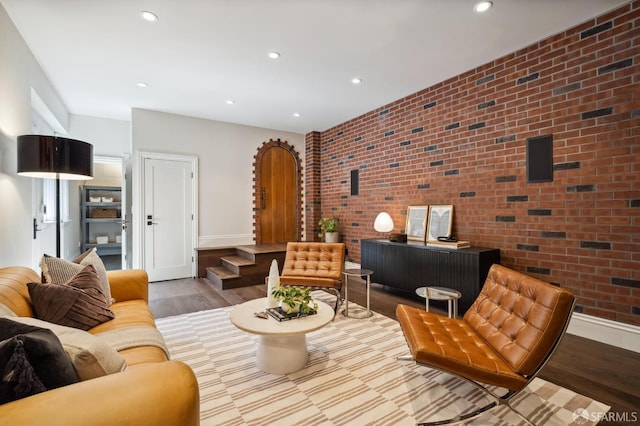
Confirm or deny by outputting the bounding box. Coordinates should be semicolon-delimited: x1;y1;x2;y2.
405;205;428;241
427;205;454;241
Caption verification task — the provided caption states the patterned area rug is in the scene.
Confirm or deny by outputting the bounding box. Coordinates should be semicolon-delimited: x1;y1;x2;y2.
155;292;608;425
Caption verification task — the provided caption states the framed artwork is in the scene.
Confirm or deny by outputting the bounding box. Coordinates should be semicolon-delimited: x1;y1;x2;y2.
405;205;428;241
427;205;454;241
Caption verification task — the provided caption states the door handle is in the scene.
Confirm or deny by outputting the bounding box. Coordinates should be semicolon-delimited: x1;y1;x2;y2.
260;187;266;209
146;214;157;226
32;218;43;239
147;221;158;226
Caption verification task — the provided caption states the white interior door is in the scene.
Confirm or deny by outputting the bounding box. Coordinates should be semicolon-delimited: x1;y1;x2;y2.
143;157;194;281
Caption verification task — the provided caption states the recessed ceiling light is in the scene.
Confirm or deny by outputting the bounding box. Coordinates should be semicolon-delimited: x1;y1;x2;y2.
351;77;363;84
268;51;280;59
293;112;301;118
225;100;236;105
140;11;159;22
473;1;493;13
137;82;148;88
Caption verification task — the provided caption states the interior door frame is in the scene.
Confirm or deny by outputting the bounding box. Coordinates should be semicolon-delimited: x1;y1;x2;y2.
134;151;198;277
93;155;129;269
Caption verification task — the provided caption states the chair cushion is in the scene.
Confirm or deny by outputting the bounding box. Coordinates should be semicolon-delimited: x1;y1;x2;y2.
280;242;345;288
396;304;528;391
463;264;575;376
280;276;338;288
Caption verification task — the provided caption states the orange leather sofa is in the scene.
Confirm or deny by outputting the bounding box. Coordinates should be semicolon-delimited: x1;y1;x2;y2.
279;242;346;312
397;263;574;423
0;266;200;426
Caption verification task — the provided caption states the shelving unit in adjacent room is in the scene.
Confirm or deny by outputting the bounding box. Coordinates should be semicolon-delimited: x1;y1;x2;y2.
80;185;122;268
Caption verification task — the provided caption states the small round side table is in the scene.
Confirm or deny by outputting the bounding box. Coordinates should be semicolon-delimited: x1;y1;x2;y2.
415;286;462;318
342;268;374;318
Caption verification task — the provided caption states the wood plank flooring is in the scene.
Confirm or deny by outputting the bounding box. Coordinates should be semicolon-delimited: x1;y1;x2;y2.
149;277;640;425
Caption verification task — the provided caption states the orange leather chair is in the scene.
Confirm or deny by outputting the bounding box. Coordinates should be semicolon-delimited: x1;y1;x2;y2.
397;263;575;424
278;242;346;313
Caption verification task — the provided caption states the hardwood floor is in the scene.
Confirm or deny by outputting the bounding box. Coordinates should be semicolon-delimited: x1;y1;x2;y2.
149;277;640;425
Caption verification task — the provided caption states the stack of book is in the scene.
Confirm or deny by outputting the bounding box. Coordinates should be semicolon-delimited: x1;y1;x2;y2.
426;240;471;249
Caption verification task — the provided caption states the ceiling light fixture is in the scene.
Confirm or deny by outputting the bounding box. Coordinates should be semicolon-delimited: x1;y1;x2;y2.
225;100;236;105
137;82;148;88
293;112;301;118
140;11;159;22
268;51;280;59
351;77;363;84
473;1;493;13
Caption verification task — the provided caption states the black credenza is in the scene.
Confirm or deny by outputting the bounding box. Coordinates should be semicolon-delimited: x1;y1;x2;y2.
361;239;500;313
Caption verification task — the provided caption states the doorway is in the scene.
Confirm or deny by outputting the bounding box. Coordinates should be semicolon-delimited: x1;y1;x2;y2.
254;139;302;244
91;156;129;270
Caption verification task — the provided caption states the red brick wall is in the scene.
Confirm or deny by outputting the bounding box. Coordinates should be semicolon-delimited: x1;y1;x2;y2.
305;131;322;240
309;2;640;325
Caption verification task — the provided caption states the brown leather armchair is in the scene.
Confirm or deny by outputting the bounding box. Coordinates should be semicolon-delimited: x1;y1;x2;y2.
396;263;575;425
278;242;346;313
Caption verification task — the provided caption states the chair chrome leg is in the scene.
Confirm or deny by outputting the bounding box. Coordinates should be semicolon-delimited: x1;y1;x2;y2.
416;401;498;425
505;401;535;426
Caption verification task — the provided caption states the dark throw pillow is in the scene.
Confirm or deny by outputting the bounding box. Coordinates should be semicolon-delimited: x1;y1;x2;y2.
0;318;78;404
28;265;115;331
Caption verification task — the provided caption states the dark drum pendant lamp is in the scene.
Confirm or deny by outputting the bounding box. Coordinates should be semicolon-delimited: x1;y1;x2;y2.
17;135;93;258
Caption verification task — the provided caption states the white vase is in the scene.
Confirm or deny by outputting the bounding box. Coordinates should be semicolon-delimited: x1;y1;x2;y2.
324;232;339;243
280;301;300;313
266;259;280;309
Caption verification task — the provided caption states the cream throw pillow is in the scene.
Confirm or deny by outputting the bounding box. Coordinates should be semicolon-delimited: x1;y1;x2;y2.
11;317;127;381
40;248;112;305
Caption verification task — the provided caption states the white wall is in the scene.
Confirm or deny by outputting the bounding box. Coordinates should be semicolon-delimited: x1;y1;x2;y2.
68;114;130;158
0;4;70;268
131;108;305;254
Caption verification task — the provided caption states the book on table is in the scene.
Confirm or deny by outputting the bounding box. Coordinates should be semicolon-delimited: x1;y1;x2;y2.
266;307;317;322
426;240;471;249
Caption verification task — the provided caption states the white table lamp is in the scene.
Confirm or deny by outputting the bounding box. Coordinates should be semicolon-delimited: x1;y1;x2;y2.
374;212;394;233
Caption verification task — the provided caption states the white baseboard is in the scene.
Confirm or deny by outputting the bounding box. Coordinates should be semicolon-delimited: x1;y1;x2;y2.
198;234;254;248
568;312;640;353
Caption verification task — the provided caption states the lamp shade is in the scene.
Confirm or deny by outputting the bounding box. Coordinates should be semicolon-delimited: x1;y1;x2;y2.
17;135;93;180
374;212;394;233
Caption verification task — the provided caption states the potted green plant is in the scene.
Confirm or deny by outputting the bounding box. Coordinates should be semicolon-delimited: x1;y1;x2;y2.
318;216;339;242
271;286;318;314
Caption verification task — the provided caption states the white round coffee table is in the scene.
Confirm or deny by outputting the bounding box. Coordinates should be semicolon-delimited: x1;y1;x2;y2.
229;297;334;374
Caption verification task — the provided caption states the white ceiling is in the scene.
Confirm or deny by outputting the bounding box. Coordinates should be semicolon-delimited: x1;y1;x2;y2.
2;0;629;134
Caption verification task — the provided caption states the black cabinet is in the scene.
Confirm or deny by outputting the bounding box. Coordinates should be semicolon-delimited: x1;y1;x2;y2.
361;239;500;312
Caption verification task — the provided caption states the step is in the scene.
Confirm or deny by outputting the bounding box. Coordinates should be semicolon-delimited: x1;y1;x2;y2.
201;244;288;290
221;255;255;274
235;243;287;262
206;266;268;290
207;266;239;280
206;266;241;290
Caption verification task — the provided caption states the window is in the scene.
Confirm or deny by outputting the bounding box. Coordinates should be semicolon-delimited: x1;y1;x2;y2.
42;179;70;223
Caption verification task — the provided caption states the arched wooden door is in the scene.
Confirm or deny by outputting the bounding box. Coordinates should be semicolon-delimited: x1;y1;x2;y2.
255;140;302;244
